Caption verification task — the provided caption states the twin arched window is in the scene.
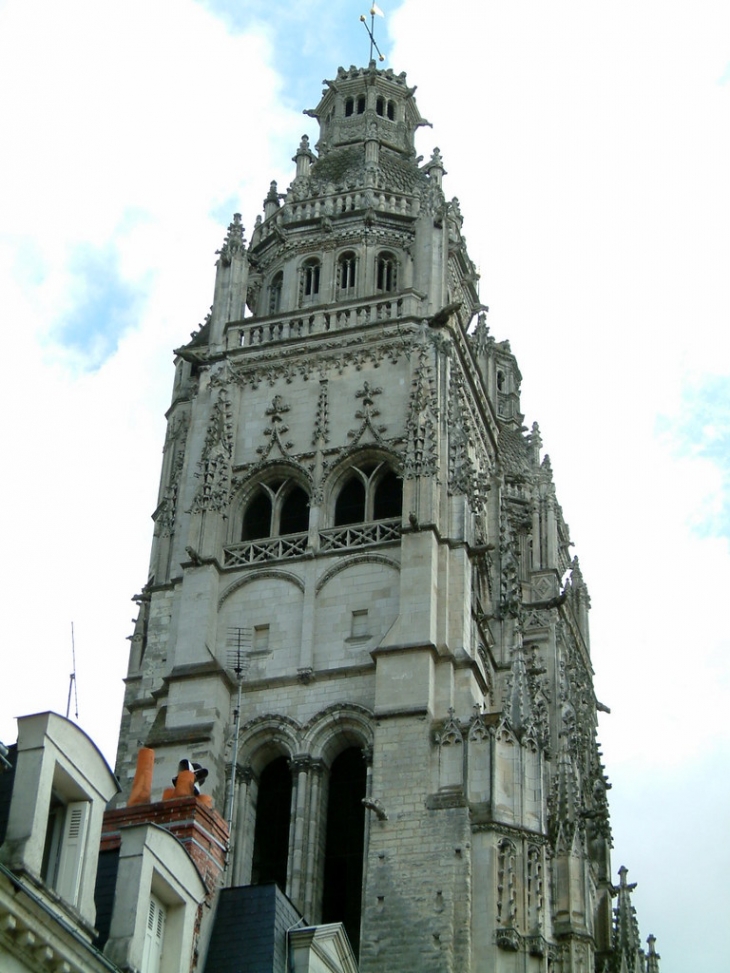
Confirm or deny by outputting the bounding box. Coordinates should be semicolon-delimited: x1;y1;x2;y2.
240;463;401;542
300;258;321;305
334;464;402;526
242;481;309;541
338;251;357;294
376;252;397;293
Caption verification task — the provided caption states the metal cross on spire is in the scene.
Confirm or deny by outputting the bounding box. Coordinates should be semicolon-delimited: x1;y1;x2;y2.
360;4;386;63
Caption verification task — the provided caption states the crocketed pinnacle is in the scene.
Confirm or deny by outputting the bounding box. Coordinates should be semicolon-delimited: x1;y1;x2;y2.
612;866;644;973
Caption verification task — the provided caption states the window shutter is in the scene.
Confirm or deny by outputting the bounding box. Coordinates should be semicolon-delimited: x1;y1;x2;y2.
54;801;89;904
141;894;166;973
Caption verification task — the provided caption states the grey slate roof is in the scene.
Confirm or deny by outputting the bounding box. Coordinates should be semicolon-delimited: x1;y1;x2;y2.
204;883;302;973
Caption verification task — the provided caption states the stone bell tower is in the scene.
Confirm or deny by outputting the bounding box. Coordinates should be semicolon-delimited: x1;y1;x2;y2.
114;62;655;972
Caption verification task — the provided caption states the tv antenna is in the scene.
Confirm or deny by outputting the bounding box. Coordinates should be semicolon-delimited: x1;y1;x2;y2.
360;4;386;63
66;622;79;721
223;627;251;831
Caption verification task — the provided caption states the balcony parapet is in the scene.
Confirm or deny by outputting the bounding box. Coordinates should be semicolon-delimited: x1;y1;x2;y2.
223;518;402;567
226;292;423;351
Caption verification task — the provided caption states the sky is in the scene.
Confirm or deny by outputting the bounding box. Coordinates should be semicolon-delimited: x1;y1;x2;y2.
1;0;728;968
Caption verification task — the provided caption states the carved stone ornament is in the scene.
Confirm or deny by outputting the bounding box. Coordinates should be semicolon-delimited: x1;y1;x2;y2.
404;340;439;479
347;381;387;446
190;389;233;513
256;394;294;460
216;213;246;266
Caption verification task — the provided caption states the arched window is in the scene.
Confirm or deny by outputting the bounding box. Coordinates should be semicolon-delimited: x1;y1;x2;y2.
241;480;310;540
321;748;366;956
279;485;309;536
376;252;397;293
372;469;402;520
300;258;321;305
268;271;283;315
344;97;354;117
251;757;291;891
338;251;357;295
333;463;402;526
376;96;385;117
386;99;395;120
334;477;366;526
242;490;273;540
356;95;366;114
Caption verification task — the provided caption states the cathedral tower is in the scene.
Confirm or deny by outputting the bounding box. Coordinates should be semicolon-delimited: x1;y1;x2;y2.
115;62;647;971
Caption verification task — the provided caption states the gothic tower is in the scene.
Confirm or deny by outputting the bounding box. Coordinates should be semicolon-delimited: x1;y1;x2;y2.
115;62;645;971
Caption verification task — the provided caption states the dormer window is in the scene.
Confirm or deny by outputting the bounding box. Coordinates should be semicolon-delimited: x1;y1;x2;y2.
300;258;320;305
376;252;397;293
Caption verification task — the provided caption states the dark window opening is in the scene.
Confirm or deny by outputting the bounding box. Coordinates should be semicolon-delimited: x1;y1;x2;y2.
322;748;366;957
376;253;397;293
387;100;395;120
376;96;385;117
497;370;505;391
302;260;320;300
335;477;366;526
373;470;402;520
268;272;283;315
42;795;65;888
279;486;309;536
339;252;357;292
243;492;272;540
356;95;366;114
251;757;292;892
345;97;354;117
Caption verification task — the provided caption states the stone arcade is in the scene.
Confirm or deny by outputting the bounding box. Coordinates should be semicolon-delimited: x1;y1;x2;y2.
108;62;660;972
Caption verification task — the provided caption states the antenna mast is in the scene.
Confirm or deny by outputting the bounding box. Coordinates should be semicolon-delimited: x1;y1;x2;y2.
66;622;79;721
224;627;251;833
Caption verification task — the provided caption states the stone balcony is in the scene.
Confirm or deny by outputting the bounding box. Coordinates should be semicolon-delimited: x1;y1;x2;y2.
225;290;423;351
223;518;402;567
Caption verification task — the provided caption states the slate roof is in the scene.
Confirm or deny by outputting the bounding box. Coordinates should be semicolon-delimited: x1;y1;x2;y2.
204;883;302;973
498;426;530;476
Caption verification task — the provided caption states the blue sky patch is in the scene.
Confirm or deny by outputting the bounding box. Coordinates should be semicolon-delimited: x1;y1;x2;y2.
51;244;140;371
657;376;730;539
197;0;404;107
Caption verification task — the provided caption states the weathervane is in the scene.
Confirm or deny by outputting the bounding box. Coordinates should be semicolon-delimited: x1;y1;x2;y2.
360;4;386;63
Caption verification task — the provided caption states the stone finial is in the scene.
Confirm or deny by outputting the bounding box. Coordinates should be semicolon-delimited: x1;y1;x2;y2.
646;934;661;973
472;310;490;357
423;146;447;187
612;866;643;973
503;633;535;737
293;134;315;178
264;180;281;219
216;213;246;266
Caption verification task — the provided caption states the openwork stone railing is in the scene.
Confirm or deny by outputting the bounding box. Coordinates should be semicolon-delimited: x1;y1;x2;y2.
224;532;309;567
227;292;422;350
223;518;402;566
318;519;401;553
